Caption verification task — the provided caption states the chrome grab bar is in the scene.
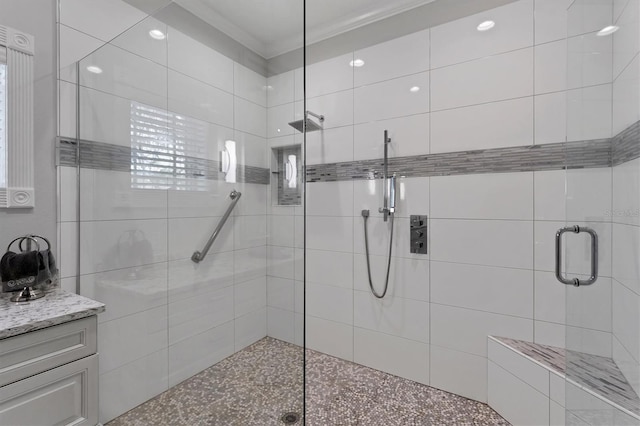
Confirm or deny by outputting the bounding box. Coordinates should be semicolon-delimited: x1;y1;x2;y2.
191;190;241;263
555;225;598;287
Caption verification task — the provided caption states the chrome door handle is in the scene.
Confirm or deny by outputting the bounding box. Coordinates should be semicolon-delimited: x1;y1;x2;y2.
555;225;598;287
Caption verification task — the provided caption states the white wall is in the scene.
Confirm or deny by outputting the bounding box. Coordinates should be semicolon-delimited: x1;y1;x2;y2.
0;0;57;252
266;0;616;403
57;1;270;422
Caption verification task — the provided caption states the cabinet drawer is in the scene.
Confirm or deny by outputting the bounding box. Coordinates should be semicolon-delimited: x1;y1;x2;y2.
0;354;98;426
0;316;97;387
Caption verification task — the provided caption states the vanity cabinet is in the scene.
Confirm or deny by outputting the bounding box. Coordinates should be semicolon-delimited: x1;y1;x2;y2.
0;316;99;426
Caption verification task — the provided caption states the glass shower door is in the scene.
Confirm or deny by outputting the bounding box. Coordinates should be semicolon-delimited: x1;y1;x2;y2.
68;1;305;424
563;0;640;423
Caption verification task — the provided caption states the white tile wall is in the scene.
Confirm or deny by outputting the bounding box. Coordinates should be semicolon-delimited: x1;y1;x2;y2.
566;83;613;141
430;345;489;401
430;0;534;69
354;327;429;385
354;72;430;123
535;91;568;144
613;0;639;78
354;291;429;342
431;262;534;318
59;0;147;42
430;173;534;220
488;361;550;425
535;39;568;94
354;30;429;87
430;97;534;152
431;48;534;111
431;219;533;269
354;113;429;160
535;0;571;44
430;304;533;357
306;53;354;99
567;32;613;90
99;349;168;423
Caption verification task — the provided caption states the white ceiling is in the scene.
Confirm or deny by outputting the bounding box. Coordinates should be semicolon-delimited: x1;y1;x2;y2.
173;0;436;59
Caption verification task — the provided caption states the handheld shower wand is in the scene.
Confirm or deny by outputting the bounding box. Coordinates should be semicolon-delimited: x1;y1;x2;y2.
362;130;396;298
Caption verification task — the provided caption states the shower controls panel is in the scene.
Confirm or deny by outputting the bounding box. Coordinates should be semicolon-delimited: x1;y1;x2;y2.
410;215;428;254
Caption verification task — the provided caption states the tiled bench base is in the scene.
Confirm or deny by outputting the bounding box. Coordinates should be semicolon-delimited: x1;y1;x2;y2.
487;336;640;426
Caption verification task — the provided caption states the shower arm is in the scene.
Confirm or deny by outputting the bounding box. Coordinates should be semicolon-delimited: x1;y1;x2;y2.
306;110;325;122
378;130;395;222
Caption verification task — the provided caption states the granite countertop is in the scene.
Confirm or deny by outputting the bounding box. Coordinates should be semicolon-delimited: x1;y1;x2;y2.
0;289;105;339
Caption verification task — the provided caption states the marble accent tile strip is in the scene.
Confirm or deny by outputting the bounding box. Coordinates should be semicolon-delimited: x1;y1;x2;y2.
57;120;640;184
57;138;270;185
306;139;612;183
612;120;640;166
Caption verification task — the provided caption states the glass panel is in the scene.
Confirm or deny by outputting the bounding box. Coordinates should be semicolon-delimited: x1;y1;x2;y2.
564;1;640;424
72;2;304;424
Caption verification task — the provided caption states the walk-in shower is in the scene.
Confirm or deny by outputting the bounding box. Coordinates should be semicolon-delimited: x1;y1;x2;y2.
53;0;640;424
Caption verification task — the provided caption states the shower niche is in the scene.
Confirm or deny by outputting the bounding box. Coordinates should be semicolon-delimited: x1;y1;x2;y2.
271;145;302;206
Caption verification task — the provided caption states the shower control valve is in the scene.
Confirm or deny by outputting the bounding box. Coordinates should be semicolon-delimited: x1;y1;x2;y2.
410;215;428;255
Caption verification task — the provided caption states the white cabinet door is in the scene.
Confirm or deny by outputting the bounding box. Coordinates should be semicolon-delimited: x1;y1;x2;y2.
0;354;98;426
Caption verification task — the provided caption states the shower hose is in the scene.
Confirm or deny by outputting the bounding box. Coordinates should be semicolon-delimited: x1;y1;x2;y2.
362;210;394;298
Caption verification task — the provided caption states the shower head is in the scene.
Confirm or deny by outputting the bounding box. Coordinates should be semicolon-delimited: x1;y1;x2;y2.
288;110;324;133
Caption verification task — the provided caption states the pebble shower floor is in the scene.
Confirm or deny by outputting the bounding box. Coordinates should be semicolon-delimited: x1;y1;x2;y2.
106;337;509;425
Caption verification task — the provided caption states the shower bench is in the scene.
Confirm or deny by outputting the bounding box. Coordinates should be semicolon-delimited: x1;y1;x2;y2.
487;336;640;426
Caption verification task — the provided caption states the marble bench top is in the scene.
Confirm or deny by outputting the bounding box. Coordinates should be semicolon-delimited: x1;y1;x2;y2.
0;289;105;339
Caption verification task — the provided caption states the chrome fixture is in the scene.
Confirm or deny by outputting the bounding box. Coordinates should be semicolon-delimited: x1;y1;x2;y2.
191;190;241;263
555;225;598;286
361;130;396;299
410;215;428;254
378;130;395;222
288;110;324;133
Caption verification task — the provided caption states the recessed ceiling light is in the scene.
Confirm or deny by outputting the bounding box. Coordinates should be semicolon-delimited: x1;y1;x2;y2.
149;29;166;40
410;86;420;92
477;20;495;32
597;25;619;36
86;65;103;74
349;59;365;67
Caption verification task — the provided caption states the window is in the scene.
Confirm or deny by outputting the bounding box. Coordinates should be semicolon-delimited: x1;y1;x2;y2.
0;63;6;189
130;101;210;191
0;25;35;208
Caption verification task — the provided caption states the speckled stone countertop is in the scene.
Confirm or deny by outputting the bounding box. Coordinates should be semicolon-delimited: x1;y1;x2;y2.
0;289;105;339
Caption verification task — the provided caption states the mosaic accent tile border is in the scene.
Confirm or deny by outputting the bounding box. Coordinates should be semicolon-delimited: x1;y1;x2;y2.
612;120;640;166
306;138;612;183
494;336;640;419
307;120;640;183
58;120;640;186
57;138;270;185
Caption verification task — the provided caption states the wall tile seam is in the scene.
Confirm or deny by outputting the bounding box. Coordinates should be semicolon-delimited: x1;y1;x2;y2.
73;40;264;101
611;333;640;364
612;51;639;83
611;276;640;298
350;326;430;346
430;301;535;321
74;82;266;136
